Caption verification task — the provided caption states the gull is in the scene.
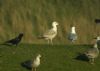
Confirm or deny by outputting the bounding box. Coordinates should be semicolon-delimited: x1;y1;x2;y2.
38;21;59;44
68;26;77;42
96;36;100;46
32;54;41;71
84;40;99;64
22;54;41;71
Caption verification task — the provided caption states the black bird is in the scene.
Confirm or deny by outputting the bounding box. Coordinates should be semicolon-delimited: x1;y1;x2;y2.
95;19;100;24
3;33;24;46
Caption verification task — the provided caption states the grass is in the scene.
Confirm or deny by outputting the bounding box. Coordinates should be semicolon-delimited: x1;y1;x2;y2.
0;0;100;70
0;44;100;71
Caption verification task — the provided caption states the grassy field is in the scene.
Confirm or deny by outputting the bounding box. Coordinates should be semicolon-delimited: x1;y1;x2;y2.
0;44;100;71
0;0;100;71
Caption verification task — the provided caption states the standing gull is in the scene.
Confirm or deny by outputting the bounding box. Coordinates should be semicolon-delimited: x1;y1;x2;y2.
84;39;99;64
38;21;59;44
68;26;77;42
96;36;100;46
22;54;41;71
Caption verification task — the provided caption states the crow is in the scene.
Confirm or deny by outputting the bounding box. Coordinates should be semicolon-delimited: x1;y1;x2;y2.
95;19;100;24
3;33;24;46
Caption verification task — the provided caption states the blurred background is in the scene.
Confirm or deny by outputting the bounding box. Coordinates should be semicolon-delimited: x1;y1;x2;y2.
0;0;100;44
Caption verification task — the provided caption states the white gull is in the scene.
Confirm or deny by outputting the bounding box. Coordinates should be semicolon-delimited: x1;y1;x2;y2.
68;26;77;42
39;21;59;44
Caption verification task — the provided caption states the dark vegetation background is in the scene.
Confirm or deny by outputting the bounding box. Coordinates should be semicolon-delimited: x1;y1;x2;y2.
0;0;100;44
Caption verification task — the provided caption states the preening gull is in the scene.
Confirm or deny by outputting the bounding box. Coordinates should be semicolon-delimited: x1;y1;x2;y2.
38;21;59;44
32;54;41;71
22;54;41;71
84;40;99;64
68;26;77;42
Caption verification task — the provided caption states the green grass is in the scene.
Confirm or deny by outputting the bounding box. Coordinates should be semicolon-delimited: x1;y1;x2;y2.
0;0;100;70
0;44;100;71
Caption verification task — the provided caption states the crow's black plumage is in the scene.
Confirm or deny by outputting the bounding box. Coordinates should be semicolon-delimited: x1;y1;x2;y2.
95;19;100;24
3;33;24;46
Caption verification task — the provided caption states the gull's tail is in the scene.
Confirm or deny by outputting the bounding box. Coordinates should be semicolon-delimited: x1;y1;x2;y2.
37;35;46;39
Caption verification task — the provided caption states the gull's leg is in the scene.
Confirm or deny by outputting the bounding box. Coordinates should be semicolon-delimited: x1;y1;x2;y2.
32;67;33;71
35;68;36;71
50;39;53;45
91;58;94;64
89;58;94;64
71;39;74;42
47;39;50;44
89;58;92;63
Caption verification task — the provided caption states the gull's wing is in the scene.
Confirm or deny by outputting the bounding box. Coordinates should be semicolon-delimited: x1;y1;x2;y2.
85;47;99;58
43;29;57;38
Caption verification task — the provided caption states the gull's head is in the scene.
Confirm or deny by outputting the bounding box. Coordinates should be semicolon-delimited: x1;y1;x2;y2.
97;36;100;40
94;43;98;48
72;26;75;30
52;21;59;26
71;26;76;32
71;26;76;34
18;32;24;38
37;54;42;58
94;36;100;41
